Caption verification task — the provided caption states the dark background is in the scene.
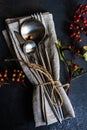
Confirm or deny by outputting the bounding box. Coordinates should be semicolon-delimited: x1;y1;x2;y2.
0;0;87;130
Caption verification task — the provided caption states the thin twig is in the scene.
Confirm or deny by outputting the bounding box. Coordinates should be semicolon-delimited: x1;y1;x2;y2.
71;71;87;81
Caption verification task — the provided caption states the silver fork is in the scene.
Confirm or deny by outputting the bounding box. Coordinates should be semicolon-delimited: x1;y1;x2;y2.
31;14;59;122
31;13;61;121
39;13;64;121
31;13;64;122
39;13;64;120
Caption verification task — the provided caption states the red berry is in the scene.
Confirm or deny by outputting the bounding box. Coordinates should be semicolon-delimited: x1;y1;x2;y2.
0;74;2;78
85;5;87;8
81;27;84;30
77;50;80;54
76;26;79;29
85;23;87;26
78;38;82;42
17;78;20;82
70;23;73;27
4;74;7;78
82;12;86;15
68;45;72;49
79;4;83;8
75;34;79;38
13;69;16;72
70;26;73;29
76;19;80;23
83;20;87;24
5;69;8;73
12;78;15;81
77;31;80;35
73;33;76;35
70;32;76;38
73;64;78;69
78;14;81;18
74;15;76;19
1;78;4;82
12;73;16;77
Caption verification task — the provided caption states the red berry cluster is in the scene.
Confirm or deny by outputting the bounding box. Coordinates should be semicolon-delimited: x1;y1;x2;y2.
11;69;25;83
70;4;87;42
0;69;25;87
0;69;8;83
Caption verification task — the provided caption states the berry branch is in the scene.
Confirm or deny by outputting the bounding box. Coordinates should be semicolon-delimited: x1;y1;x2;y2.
0;68;26;88
70;4;87;43
57;4;87;83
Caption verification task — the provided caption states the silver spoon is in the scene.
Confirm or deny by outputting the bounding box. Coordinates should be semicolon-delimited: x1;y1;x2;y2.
14;31;36;54
23;40;36;54
20;18;45;54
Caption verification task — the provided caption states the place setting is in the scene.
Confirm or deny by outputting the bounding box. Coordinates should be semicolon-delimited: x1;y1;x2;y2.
2;12;75;127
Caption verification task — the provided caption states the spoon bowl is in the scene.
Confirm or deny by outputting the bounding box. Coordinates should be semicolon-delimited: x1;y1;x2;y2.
23;40;36;54
20;18;45;44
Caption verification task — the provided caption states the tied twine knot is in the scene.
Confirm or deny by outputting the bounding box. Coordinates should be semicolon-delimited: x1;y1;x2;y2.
4;58;70;107
35;81;69;107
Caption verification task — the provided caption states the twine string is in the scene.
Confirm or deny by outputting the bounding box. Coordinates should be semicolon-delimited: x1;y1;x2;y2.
4;58;70;106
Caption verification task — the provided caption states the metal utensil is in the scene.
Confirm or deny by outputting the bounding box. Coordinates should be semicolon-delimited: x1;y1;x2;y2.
31;13;62;122
32;13;64;122
19;13;62;121
23;40;36;54
14;31;36;54
19;18;45;54
20;18;45;44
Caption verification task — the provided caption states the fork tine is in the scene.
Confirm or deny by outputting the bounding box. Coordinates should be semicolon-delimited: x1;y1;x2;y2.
36;13;41;21
31;13;45;26
31;14;36;19
31;13;42;22
34;13;37;19
39;12;43;22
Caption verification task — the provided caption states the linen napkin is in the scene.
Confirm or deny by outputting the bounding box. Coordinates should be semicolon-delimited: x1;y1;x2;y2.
3;12;75;127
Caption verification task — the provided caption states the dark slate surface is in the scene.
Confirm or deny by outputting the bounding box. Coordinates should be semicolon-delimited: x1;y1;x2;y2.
0;0;87;130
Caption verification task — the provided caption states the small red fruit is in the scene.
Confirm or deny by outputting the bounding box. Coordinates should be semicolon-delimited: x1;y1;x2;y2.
73;64;78;69
68;45;72;49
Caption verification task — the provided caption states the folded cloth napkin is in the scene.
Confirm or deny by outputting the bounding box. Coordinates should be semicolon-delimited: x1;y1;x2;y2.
3;12;75;127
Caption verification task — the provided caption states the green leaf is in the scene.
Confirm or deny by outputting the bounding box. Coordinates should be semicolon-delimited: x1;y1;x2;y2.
83;52;87;61
56;40;65;62
67;60;72;66
83;46;87;51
